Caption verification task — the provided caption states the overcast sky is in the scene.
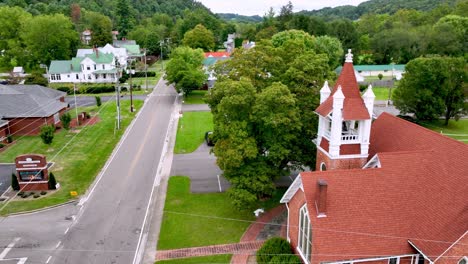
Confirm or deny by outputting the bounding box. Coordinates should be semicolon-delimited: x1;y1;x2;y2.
198;0;369;16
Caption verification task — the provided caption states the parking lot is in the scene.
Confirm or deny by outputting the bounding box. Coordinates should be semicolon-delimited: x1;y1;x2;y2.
0;164;15;196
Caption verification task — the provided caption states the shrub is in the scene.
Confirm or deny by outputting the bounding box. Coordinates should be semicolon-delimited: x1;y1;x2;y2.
29;192;35;196
257;237;293;264
269;254;302;263
11;173;20;191
48;172;57;190
95;96;102;107
21;194;28;198
57;87;72;94
24;72;48;86
60;112;72;130
33;194;40;198
132;71;156;78
86;112;91;119
40;191;47;195
378;73;383;80
0;143;4;148
17;191;24;196
7;135;12;143
40;125;55;145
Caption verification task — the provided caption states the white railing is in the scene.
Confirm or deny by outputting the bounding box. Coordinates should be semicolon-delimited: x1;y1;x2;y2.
341;134;359;141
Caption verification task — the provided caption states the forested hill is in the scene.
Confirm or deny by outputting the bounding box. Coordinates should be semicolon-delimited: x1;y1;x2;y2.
217;13;263;23
300;0;459;20
0;0;212;19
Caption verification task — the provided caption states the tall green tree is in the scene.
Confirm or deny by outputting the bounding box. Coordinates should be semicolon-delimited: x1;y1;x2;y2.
81;11;113;47
0;6;31;68
116;0;135;37
21;14;79;66
206;30;334;208
394;56;467;125
165;46;205;95
182;24;215;51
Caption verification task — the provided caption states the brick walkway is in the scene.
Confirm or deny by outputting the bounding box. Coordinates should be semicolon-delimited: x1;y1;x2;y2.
155;205;287;263
155;241;264;261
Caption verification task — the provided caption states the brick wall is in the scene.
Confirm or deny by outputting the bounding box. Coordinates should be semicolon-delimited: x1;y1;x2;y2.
287;189;306;261
315;148;367;171
6;108;66;136
0;124;8;143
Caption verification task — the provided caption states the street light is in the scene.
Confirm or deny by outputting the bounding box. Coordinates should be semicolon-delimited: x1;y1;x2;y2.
127;58;135;112
115;61;122;130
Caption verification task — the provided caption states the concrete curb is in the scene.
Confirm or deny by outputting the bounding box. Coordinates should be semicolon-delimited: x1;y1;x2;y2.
5;199;78;217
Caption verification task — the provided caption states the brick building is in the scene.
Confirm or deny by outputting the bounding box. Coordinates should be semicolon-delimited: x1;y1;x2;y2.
0;85;67;136
280;50;468;264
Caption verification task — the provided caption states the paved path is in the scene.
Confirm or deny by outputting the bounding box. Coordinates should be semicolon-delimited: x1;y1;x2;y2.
155;241;264;261
171;143;229;193
181;104;210;112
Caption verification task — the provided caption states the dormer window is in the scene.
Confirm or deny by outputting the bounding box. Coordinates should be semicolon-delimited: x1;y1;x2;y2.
94;65;96;70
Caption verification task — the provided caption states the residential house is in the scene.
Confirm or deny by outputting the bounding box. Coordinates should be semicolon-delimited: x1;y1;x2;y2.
203;52;231;88
336;64;405;80
81;29;92;45
49;49;118;84
224;33;237;53
0;85;67;135
77;43;129;67
281;50;467;264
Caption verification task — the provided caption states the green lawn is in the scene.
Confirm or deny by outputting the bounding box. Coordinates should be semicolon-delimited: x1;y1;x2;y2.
158;177;253;250
368;86;395;101
156;255;232;264
174;112;213;154
419;119;468;142
183;90;208;105
130;76;161;89
0;100;143;215
75;89;150;97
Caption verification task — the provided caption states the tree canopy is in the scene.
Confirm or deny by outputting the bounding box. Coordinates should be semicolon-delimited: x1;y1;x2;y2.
182;24;216;51
206;30;335;208
393;56;467;125
165;46;205;95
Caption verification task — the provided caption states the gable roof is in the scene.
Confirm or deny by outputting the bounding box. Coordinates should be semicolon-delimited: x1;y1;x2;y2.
84;51;114;64
49;60;74;74
122;44;142;56
315;60;370;120
204;52;231;58
0;85;67;118
283;113;468;263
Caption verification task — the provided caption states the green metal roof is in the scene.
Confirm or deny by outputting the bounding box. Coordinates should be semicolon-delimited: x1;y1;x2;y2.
203;57;229;66
49;60;73;74
122;44;142;56
71;57;84;72
335;64;405;73
85;51;114;64
93;69;118;74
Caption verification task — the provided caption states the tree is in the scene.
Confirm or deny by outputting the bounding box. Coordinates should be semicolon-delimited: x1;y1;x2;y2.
11;173;20;191
95;96;102;107
182;24;215;51
24;72;48;86
21;14;79;66
60;112;72;130
48;172;57;190
394;57;467;125
165;46;205;95
116;0;135;37
314;36;344;69
81;11;113;47
0;6;31;68
40;125;55;145
207;30;334;208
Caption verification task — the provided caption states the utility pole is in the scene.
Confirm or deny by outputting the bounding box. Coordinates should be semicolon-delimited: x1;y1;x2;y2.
144;48;148;91
129;59;134;112
73;82;79;125
116;63;121;130
160;40;164;71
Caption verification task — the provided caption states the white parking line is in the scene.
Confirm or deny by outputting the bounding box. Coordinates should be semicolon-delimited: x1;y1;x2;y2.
46;255;52;263
55;241;61;249
217;175;222;192
64;227;70;234
0;237;20;259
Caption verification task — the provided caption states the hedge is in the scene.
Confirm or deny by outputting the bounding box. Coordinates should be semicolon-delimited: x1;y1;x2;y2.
256;237;293;264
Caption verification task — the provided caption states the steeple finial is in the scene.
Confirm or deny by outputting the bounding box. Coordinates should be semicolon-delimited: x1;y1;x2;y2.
345;49;353;63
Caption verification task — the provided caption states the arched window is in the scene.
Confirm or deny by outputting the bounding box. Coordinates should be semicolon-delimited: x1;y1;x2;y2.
298;205;312;263
320;162;327;171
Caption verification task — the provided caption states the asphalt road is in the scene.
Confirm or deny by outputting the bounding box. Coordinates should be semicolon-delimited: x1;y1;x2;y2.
0;164;15;197
171;143;230;193
65;95;148;108
0;79;178;264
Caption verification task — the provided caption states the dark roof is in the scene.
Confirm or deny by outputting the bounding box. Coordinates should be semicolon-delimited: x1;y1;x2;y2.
0;85;67;118
296;113;468;263
316;62;370;120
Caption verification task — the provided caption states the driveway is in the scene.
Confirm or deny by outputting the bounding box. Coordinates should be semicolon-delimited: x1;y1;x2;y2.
171;143;230;193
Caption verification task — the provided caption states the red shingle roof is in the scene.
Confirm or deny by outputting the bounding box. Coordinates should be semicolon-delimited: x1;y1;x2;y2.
315;62;370;120
299;113;468;263
204;52;231;58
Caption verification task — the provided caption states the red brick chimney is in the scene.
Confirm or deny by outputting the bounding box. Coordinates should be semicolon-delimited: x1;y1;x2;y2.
316;179;328;217
94;45;99;58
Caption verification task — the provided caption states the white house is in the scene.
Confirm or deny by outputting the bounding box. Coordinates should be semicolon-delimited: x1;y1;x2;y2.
77;44;129;67
49;49;118;84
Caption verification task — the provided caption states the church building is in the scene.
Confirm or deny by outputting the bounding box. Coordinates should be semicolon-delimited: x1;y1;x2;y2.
280;50;468;264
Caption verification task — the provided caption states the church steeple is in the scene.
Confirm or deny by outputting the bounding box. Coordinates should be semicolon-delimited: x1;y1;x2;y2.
314;50;375;171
